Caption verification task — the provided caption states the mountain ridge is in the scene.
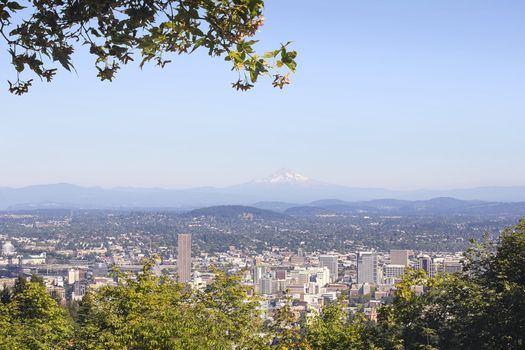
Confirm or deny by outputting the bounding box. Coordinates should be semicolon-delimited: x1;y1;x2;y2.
1;170;525;209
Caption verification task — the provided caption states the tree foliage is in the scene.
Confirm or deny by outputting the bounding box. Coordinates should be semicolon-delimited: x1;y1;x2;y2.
304;302;378;350
376;218;525;349
0;277;73;350
0;0;297;94
267;295;306;350
75;262;266;349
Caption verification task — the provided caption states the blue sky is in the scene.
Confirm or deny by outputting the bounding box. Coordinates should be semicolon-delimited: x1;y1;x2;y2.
1;1;524;190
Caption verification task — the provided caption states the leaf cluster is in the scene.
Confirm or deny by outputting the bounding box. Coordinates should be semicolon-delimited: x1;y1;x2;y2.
0;0;297;94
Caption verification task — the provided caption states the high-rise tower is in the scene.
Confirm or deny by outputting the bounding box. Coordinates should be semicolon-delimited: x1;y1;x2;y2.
417;254;434;278
357;251;380;284
390;249;410;266
319;255;338;283
177;234;192;283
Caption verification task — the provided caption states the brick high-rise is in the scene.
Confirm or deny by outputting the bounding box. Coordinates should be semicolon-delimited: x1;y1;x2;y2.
177;233;192;283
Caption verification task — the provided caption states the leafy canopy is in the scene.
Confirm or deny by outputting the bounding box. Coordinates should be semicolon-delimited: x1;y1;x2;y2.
376;218;525;350
75;261;267;349
0;277;73;350
0;0;297;94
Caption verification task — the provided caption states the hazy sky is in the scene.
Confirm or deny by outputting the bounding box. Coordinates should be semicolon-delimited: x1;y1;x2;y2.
1;1;524;190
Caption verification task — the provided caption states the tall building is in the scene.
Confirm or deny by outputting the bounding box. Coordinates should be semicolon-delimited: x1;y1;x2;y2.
68;268;79;285
443;260;462;274
384;264;406;279
253;263;269;291
1;241;15;257
319;255;338;283
177;234;192;283
314;266;331;287
417;254;434;278
275;269;287;280
357;252;380;285
390;249;410;266
290;255;305;266
259;275;274;295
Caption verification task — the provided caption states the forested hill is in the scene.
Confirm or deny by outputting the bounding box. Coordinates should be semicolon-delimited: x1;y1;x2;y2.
182;198;525;219
252;197;525;217
185;205;288;220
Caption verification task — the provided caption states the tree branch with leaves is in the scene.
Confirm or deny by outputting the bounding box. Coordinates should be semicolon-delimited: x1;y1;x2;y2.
0;0;297;94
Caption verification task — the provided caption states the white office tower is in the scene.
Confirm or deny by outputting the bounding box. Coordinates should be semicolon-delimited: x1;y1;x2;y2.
357;251;380;285
253;264;269;288
314;266;331;287
443;259;462;274
259;275;274;295
417;254;434;278
288;266;330;288
1;241;15;257
390;249;410;266
432;257;445;275
384;264;406;279
297;269;310;284
319;255;338;283
68;268;80;285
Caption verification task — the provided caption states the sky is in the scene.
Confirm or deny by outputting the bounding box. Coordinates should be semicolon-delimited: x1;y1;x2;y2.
1;1;524;190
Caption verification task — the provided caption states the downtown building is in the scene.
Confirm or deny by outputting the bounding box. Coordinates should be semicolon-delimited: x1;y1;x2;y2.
319;254;338;283
357;251;382;285
177;233;192;283
417;254;434;278
390;249;410;266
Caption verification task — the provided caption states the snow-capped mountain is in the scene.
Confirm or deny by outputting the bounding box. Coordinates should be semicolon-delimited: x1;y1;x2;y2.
253;169;316;185
224;169;382;202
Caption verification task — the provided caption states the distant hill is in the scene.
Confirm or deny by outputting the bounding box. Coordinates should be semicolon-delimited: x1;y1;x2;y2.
283;197;525;217
284;206;336;217
1;170;525;210
252;201;300;212
0;183;254;210
185;205;288;220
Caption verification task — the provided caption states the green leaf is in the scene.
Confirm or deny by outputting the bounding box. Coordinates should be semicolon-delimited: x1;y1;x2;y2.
6;2;25;11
